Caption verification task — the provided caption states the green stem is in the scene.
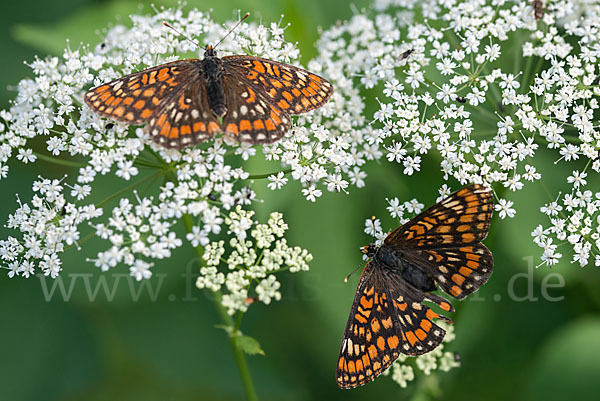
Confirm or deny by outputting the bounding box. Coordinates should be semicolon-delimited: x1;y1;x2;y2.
181;214;259;401
214;292;259;401
247;168;292;180
33;152;87;168
96;172;160;208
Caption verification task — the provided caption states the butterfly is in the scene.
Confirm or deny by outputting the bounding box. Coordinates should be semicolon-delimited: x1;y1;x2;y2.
84;17;333;149
336;184;494;389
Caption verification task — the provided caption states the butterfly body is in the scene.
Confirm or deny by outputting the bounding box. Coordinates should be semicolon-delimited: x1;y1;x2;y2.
366;245;437;292
337;184;494;389
202;46;227;117
85;45;333;149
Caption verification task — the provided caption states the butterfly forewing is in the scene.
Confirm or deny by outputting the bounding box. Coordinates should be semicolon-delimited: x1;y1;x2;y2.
84;60;198;126
384;184;494;300
223;56;334;115
385;184;493;249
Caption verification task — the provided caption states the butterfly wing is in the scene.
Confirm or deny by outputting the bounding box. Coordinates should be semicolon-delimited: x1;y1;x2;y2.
85;60;224;149
385;184;493;249
146;77;223;148
219;71;291;144
222;55;333;115
84;60;200;125
404;244;493;300
337;261;453;389
384;184;494;299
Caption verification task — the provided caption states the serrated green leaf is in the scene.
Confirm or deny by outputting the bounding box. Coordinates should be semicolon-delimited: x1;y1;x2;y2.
235;334;265;356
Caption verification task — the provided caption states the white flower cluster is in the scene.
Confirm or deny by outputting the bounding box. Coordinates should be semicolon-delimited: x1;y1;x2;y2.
197;207;312;314
533;189;600;267
383;321;459;388
364;195;425;240
0;5;367;200
317;0;600;266
0;6;364;278
90;188;185;280
0;177;101;278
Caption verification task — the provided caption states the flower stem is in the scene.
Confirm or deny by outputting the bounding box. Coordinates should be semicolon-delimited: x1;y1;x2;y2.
181;213;259;401
213;291;259;401
33;152;87;168
247;168;292;180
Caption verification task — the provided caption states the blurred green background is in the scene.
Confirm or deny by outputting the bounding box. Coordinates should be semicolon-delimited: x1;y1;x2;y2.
2;1;600;400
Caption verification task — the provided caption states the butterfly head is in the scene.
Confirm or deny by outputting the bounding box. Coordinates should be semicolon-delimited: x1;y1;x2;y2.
204;45;218;58
361;243;378;258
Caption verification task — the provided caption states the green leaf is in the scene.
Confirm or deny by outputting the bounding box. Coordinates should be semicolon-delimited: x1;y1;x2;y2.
235;334;265;356
214;324;234;336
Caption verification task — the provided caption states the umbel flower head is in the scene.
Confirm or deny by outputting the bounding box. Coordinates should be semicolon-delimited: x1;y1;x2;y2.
197;207;312;315
313;0;600;268
0;7;367;281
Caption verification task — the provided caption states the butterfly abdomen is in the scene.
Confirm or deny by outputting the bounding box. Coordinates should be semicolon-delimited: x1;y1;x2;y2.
203;56;227;117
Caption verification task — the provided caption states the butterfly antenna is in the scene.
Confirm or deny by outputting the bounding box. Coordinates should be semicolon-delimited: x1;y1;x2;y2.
162;22;201;49
344;259;367;283
214;12;250;49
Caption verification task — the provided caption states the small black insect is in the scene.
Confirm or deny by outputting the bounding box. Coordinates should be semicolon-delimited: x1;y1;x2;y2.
400;49;414;61
531;0;546;20
456;96;467;104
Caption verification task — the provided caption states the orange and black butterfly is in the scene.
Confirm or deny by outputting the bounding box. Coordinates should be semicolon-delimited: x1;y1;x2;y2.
337;184;494;389
84;15;333;149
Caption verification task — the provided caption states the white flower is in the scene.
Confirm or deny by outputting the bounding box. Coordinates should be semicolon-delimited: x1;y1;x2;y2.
364;218;382;238
301;185;322;202
255;275;281;304
495;199;516;219
267;171;288;190
567;170;587;188
130;260;152;281
386;197;404;219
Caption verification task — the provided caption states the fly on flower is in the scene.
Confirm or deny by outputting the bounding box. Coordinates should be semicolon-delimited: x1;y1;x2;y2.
336;184;494;389
399;49;414;60
84;13;334;149
531;0;547;21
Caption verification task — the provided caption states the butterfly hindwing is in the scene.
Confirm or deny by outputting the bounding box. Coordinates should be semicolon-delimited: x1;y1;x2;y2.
147;79;222;148
84;60;199;126
385;184;493;249
337;262;400;389
220;72;291;144
337;262;453;389
405;243;493;299
385;269;453;356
